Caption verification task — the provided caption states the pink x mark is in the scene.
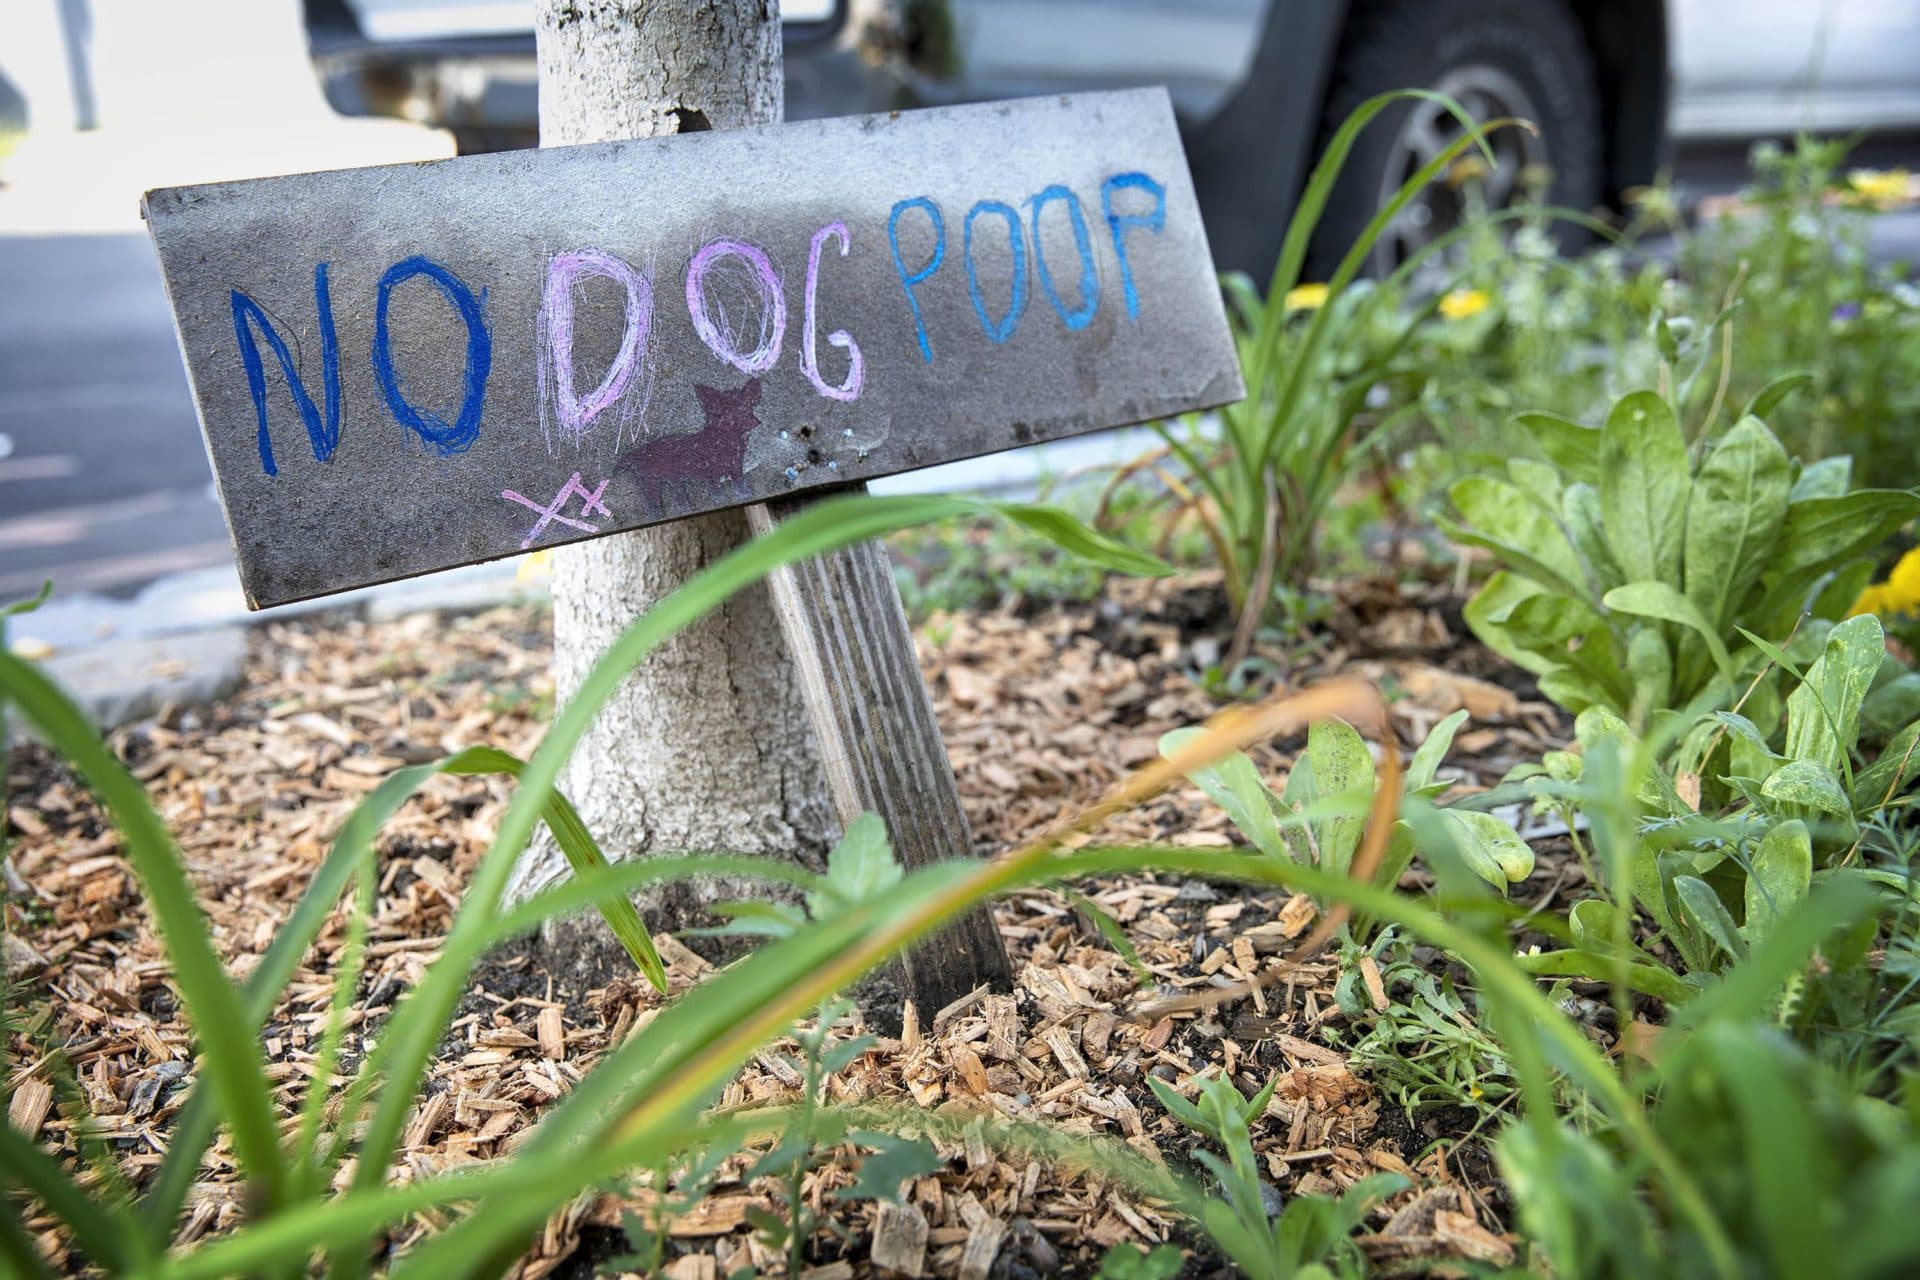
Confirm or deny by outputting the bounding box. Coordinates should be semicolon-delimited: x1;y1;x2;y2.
503;472;611;549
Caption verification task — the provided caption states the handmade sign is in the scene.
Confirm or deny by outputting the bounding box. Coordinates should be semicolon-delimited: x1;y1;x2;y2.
143;88;1242;608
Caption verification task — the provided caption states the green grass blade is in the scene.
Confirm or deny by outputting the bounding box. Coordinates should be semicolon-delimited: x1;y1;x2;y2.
0;651;287;1211
438;746;667;990
1256;114;1509;470
0;1115;144;1271
1252;89;1489;387
288;859;376;1200
0;1193;57;1280
1671;873;1877;1030
133;819;1735;1278
336;494;1132;1220
136;744;654;1241
479;854;819;951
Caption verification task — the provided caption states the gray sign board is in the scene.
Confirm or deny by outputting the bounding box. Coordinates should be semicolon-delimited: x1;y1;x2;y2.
143;88;1242;609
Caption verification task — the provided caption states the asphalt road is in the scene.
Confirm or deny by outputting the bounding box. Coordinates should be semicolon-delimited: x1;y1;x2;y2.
0;232;232;600
2;138;1917;605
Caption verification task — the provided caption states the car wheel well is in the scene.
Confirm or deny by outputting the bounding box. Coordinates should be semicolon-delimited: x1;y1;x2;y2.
1563;0;1671;203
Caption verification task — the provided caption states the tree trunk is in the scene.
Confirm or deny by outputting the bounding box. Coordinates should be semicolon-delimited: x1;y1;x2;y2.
509;1;838;936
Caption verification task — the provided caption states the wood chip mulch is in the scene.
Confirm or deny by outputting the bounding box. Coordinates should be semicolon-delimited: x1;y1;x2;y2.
4;570;1566;1277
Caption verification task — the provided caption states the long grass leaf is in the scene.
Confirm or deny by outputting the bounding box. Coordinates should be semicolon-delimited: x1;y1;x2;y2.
0;652;286;1209
0;1114;144;1270
137;745;654;1241
336;494;1149;1220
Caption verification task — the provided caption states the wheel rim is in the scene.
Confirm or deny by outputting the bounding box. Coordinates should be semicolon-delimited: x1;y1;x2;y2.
1371;64;1549;282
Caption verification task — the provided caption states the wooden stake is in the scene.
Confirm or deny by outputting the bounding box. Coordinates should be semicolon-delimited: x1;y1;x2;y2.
750;488;1014;1010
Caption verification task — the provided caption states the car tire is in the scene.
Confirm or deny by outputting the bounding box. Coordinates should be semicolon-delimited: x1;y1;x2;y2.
1305;0;1605;282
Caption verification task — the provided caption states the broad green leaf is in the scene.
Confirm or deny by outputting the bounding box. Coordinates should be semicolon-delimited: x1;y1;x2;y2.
1512;948;1696;1005
1741;371;1813;422
1744;820;1811;945
1538;668;1620;716
1569;898;1621;947
1764;490;1920;599
809;813;904;918
1626;626;1674;718
1760;759;1853;819
996;503;1174;578
1508;457;1565;510
1444;473;1588;598
1683;416;1791;632
1711;711;1783;783
1784;613;1883;774
1462;572;1557;677
1674;875;1746;961
1371;823;1418;898
1788;455;1852;502
1854;718;1920;812
1599;390;1690;586
1098;1244;1187;1280
1507;593;1630;705
1160;728;1289;860
1516;410;1601;483
1861;669;1920;741
1563;482;1623;593
1810;558;1875;625
834;1131;942;1203
1406;708;1469;794
1306;717;1375;877
1602;581;1735;684
1439;809;1535;891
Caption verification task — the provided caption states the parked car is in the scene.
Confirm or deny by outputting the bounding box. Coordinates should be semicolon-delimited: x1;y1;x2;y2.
303;0;1920;277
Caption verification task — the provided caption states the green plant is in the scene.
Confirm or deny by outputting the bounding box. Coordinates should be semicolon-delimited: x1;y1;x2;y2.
1097;1241;1186;1279
0;493;1162;1278
1682;137;1920;475
1452;387;1920;728
16;485;1920;1280
1148;1072;1406;1280
888;476;1173;619
1430;134;1920;492
1334;931;1521;1119
1;581;50;902
1497;1016;1920;1280
1140;91;1598;665
1162;708;1533;909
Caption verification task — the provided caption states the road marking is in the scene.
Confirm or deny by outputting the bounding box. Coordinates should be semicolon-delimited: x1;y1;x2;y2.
0;489;190;549
0;453;81;483
0;540;235;598
0;382;182;416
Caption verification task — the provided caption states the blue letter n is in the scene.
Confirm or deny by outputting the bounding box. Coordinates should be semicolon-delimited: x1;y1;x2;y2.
231;263;341;476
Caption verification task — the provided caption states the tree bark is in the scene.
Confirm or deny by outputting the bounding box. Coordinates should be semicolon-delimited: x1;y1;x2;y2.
509;1;839;930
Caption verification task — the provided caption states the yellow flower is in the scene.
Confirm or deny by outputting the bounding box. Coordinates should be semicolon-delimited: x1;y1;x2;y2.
1849;583;1889;618
1848;168;1911;210
1439;287;1491;320
1887;546;1920;609
1446;154;1490;189
517;548;554;580
7;635;52;660
1284;282;1330;313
